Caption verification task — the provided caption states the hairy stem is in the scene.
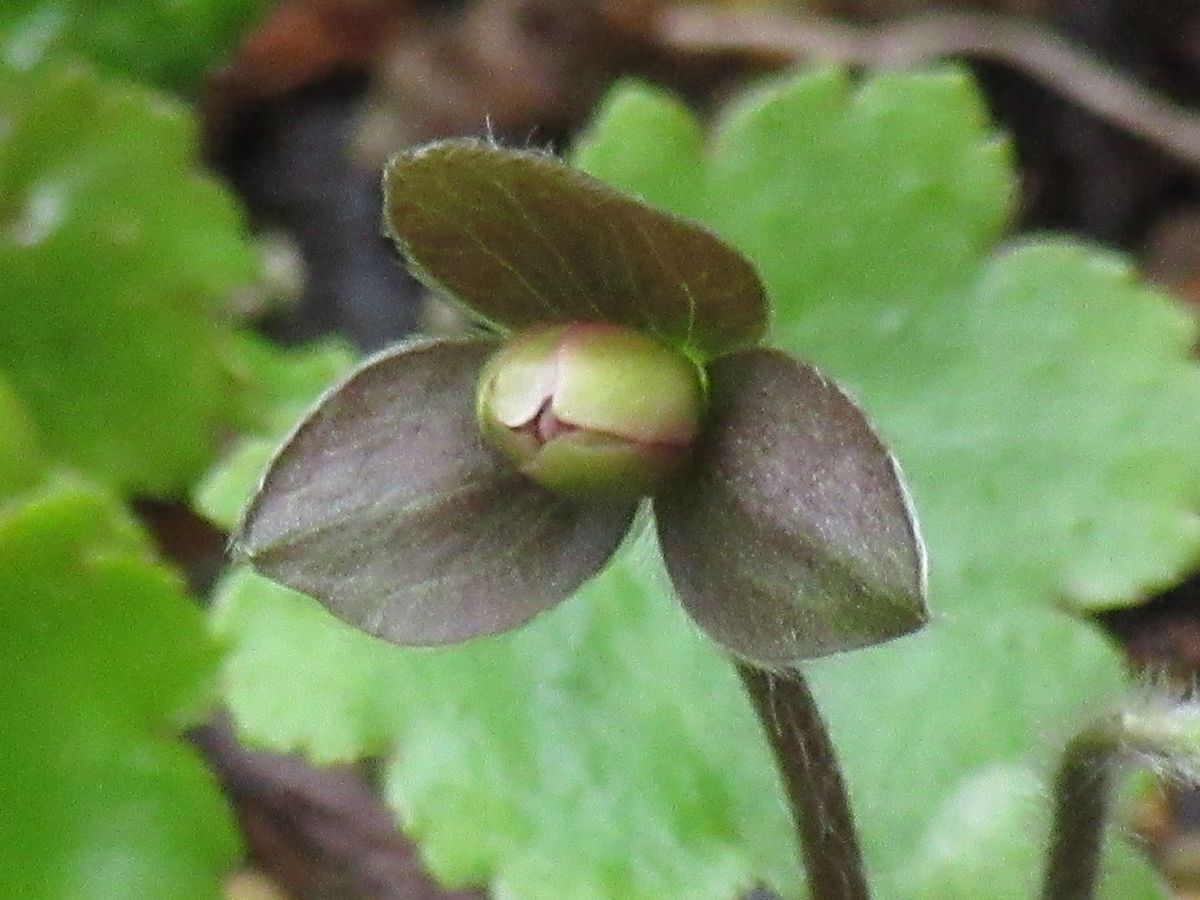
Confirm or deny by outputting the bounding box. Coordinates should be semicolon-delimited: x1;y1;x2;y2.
737;663;870;900
1041;724;1119;900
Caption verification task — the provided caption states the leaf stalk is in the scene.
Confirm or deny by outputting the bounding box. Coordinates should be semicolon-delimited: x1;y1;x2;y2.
1040;722;1120;900
737;663;871;900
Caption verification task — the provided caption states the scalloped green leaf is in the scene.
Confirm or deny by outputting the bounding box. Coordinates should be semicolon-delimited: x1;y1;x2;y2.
212;561;792;897
577;69;1200;615
1;0;267;90
0;61;257;495
893;763;1162;899
0;483;238;898
214;547;1161;898
553;79;707;223
212;67;1181;898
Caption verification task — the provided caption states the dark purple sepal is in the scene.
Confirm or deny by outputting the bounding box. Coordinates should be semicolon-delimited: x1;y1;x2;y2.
655;349;927;667
235;338;637;645
382;140;767;360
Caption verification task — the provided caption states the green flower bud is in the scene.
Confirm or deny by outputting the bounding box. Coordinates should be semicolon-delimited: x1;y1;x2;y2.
476;323;705;499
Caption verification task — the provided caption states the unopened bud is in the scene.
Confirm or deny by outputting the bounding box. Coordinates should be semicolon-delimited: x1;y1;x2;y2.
476;323;705;499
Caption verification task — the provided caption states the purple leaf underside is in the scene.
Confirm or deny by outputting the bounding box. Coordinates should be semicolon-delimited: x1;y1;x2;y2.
656;348;927;666
383;140;767;359
236;338;637;645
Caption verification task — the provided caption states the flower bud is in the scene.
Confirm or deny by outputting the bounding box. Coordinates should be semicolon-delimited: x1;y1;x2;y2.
476;323;705;499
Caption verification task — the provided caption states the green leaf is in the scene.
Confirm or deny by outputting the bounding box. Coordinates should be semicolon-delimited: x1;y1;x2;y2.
893;763;1162;899
223;332;359;436
0;62;258;495
213;558;792;897
212;66;1183;898
1;0;267;90
577;69;1200;614
571;80;707;222
383;140;767;360
193;436;277;532
0;374;43;497
214;548;1161;898
803;605;1163;896
0;482;238;898
193;334;358;531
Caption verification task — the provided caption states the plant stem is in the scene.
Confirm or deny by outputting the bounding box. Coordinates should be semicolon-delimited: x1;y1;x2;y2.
1040;724;1119;900
736;663;870;900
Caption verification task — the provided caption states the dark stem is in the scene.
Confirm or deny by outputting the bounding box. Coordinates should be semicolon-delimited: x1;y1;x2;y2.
736;663;870;900
1040;725;1119;900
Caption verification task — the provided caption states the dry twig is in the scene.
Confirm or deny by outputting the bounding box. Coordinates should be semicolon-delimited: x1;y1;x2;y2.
661;6;1200;174
194;720;484;900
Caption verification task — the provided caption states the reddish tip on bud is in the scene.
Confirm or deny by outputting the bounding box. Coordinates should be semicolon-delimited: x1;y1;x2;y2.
476;323;705;499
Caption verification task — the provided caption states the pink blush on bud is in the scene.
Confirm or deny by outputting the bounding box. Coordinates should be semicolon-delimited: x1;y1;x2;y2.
476;321;706;499
517;399;581;445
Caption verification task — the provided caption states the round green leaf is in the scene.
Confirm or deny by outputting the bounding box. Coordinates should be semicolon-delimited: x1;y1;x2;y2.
577;68;1200;615
211;66;1182;899
213;545;1161;898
